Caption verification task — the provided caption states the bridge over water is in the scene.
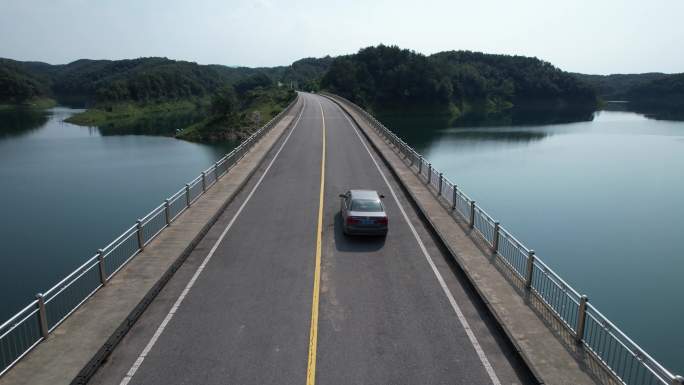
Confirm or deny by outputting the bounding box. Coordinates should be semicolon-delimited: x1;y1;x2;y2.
0;93;680;385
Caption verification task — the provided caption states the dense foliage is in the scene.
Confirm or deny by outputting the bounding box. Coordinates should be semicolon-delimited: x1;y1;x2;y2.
321;46;598;117
572;73;669;100
625;73;684;105
279;56;333;91
572;72;684;120
0;59;51;104
0;57;304;107
179;86;295;142
52;58;236;105
234;73;273;95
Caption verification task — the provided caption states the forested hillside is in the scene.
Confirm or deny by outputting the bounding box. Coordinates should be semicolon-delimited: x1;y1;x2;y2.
625;73;684;105
52;58;231;105
0;56;331;108
321;46;598;119
0;59;52;105
572;73;668;100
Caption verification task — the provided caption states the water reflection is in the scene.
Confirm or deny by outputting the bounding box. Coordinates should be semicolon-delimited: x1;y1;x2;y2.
0;108;50;138
377;105;595;151
372;108;684;374
603;101;684;121
442;128;548;143
0;107;233;323
455;105;595;126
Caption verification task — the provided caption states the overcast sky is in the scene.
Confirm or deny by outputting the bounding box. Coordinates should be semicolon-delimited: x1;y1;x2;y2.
1;0;682;74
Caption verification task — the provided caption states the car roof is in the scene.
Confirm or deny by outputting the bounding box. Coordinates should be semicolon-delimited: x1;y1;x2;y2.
349;189;380;200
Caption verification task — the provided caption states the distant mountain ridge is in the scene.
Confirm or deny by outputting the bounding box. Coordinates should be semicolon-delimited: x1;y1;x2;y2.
571;73;670;100
0;56;331;107
0;58;52;104
2;47;680;115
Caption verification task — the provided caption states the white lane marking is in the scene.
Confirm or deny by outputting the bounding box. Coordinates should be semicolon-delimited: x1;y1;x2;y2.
329;99;502;385
119;96;308;385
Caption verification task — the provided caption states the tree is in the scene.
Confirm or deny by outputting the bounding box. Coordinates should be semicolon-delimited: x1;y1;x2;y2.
210;87;238;117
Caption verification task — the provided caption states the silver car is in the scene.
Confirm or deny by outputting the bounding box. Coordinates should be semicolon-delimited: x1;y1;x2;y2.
339;189;388;236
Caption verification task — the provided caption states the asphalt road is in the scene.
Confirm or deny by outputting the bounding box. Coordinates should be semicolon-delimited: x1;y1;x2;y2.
89;93;535;385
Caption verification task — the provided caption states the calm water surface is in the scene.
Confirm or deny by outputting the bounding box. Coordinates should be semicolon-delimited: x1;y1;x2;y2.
0;107;233;323
380;109;684;374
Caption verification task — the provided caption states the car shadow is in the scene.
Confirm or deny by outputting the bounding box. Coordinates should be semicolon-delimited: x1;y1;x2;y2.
333;212;386;252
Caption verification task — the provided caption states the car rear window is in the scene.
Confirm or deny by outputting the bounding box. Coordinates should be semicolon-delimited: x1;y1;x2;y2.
351;199;383;212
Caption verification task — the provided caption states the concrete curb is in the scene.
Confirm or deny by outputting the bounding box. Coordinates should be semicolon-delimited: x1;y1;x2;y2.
71;98;304;384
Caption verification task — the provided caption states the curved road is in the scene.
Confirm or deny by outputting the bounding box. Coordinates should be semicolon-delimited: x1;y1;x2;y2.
89;93;535;385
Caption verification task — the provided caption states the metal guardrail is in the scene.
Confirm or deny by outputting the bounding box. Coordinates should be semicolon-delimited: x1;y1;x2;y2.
0;96;299;377
326;93;683;385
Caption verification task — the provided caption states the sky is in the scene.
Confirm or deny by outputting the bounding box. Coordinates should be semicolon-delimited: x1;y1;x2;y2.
0;0;682;75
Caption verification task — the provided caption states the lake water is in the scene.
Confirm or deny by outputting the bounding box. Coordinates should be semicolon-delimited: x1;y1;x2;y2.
378;108;684;374
0;107;233;324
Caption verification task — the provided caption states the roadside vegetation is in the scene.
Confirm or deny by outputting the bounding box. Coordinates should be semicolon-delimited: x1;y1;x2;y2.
178;76;296;142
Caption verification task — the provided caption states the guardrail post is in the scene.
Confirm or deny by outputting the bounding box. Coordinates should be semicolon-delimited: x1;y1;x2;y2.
427;164;432;184
36;293;49;339
215;161;221;179
525;250;536;289
575;295;589;343
672;375;684;385
492;222;500;252
97;249;107;285
201;172;207;192
164;199;171;225
418;156;423;174
469;201;476;228
136;219;144;251
438;173;443;195
185;184;191;207
452;185;458;210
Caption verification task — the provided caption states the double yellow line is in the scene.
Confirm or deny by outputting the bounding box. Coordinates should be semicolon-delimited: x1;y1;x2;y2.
306;101;326;385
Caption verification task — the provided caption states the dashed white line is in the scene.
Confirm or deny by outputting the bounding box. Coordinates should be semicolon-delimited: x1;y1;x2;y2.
329;98;502;385
119;96;308;385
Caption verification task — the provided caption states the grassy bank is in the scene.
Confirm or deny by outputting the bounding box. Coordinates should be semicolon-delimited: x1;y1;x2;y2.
0;98;57;111
65;99;208;127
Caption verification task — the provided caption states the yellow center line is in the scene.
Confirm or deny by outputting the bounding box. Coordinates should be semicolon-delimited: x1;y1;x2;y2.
306;100;326;385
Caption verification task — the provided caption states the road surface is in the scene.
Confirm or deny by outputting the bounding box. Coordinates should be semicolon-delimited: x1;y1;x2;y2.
89;93;535;385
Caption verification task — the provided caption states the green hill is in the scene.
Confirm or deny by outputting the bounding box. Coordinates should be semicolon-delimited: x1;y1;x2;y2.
321;46;598;121
625;73;684;105
572;73;669;100
0;59;53;106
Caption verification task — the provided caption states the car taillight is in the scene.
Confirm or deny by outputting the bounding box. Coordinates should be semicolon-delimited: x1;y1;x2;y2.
375;217;388;225
347;216;360;224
